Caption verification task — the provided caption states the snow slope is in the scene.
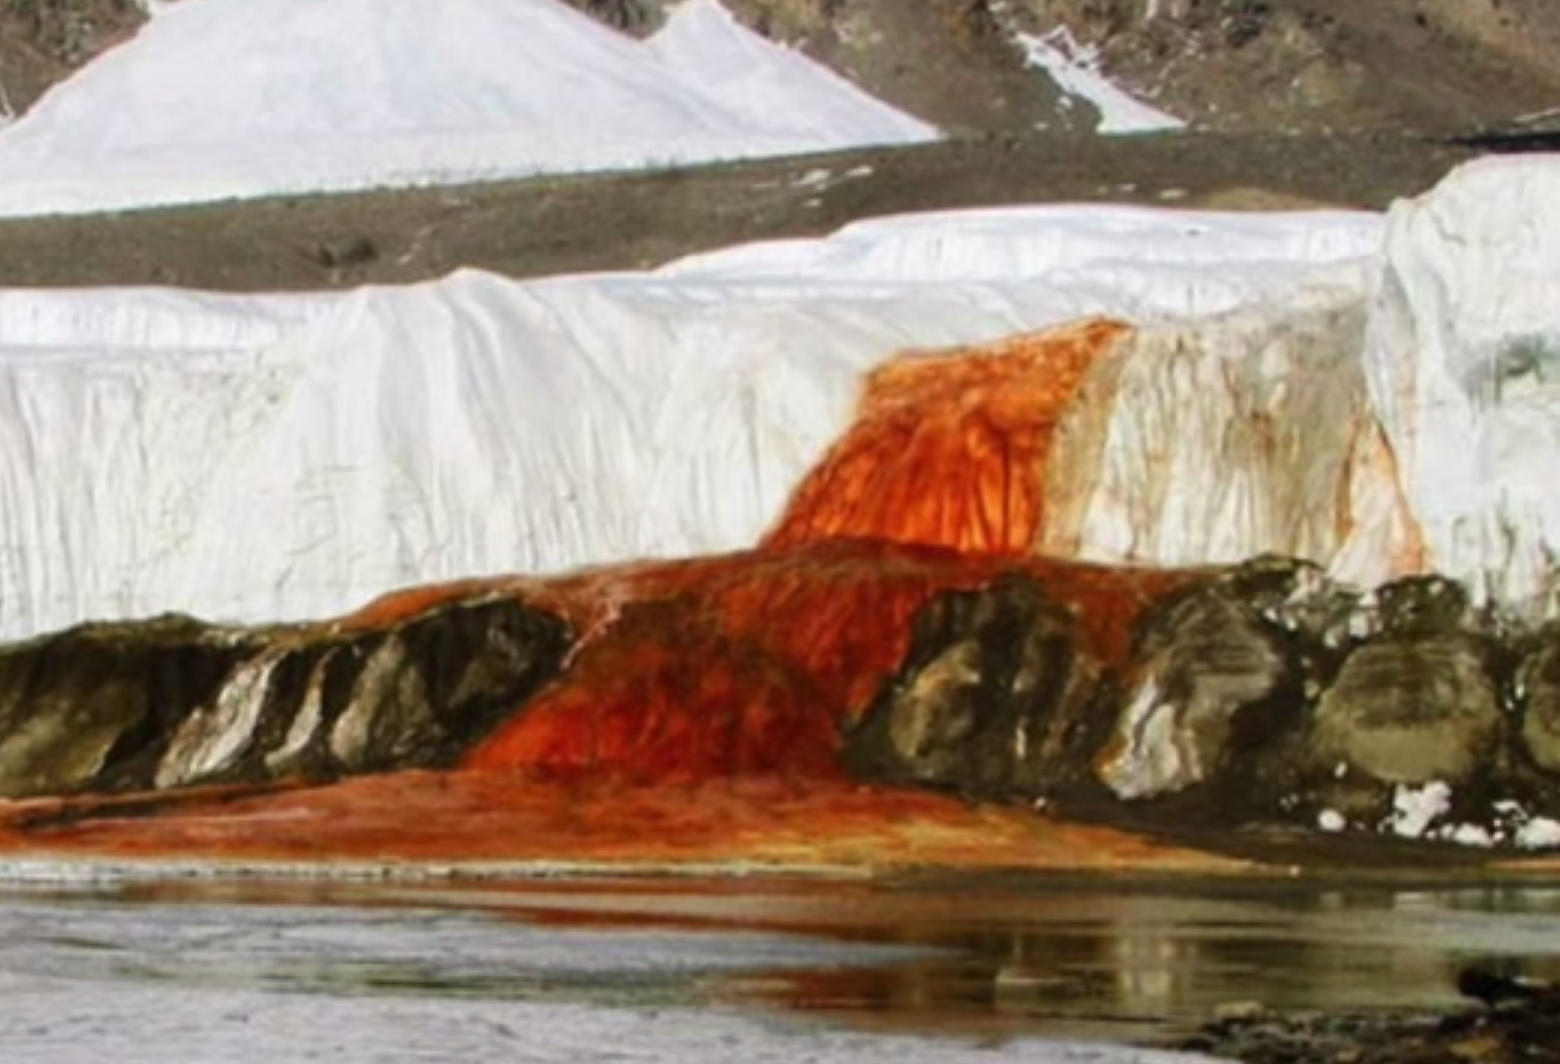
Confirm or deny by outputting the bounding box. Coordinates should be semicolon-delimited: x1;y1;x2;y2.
0;206;1380;639
0;0;936;218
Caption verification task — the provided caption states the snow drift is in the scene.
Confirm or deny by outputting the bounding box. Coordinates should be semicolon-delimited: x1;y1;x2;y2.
0;0;936;218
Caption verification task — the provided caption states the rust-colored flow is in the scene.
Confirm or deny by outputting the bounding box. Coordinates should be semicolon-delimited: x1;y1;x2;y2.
464;541;1187;781
766;319;1129;555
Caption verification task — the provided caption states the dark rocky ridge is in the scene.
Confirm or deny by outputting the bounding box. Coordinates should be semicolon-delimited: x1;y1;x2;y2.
0;596;571;799
847;559;1560;848
0;132;1471;292
4;554;1560;854
1178;981;1560;1064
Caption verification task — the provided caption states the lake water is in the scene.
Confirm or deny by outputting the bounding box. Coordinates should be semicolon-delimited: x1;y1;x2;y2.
2;874;1558;1062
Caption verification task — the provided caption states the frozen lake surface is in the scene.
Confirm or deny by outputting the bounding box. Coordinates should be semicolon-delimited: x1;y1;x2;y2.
2;877;1559;1062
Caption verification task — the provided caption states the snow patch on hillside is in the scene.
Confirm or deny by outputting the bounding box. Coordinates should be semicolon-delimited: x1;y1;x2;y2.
0;0;936;218
1017;28;1185;135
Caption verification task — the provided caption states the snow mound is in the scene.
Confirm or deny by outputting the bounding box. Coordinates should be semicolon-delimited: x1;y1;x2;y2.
0;0;936;218
1365;154;1560;618
0;205;1380;639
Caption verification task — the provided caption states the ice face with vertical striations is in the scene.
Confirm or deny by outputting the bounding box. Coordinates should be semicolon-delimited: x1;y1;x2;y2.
1365;155;1560;617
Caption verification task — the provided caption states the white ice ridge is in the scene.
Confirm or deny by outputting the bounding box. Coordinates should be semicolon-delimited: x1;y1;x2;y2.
1365;154;1560;617
0;205;1380;639
1016;28;1186;135
0;0;936;218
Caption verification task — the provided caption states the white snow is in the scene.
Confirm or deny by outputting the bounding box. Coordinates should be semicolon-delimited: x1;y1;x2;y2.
1336;784;1560;851
1365;154;1560;619
1017;28;1186;135
0;205;1381;639
0;0;936;218
1518;818;1560;850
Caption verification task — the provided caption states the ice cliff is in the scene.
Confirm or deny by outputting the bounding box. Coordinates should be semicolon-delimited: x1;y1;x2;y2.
0;207;1377;640
1365;155;1560;617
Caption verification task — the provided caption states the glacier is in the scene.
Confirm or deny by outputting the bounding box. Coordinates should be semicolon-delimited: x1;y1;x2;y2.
0;206;1380;640
2;156;1559;642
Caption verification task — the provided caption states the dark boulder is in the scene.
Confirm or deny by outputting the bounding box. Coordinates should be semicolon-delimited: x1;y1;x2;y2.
1517;628;1560;775
1374;574;1483;639
843;574;1104;801
1307;633;1504;785
1095;558;1317;803
1275;631;1509;828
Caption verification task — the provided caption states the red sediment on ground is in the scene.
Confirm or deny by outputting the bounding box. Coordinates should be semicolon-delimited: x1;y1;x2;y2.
766;319;1129;555
466;541;1192;780
0;772;1248;875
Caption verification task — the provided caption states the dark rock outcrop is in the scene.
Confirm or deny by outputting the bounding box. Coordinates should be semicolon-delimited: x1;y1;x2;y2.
0;596;571;799
1518;630;1560;775
560;0;663;35
843;574;1105;801
0;0;145;118
0;615;258;799
849;557;1560;847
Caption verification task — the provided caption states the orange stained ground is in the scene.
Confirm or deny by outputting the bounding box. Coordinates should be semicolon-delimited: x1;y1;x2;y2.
766;319;1129;555
0;773;1248;876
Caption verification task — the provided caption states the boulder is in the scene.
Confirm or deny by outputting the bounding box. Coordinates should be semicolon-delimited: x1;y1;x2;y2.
1373;574;1482;639
1306;633;1504;788
1519;632;1560;775
843;574;1104;800
1094;560;1311;802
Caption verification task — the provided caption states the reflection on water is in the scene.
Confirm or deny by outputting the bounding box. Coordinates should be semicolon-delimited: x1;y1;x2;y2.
2;877;1560;1058
731;885;1560;1042
416;878;1560;1042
